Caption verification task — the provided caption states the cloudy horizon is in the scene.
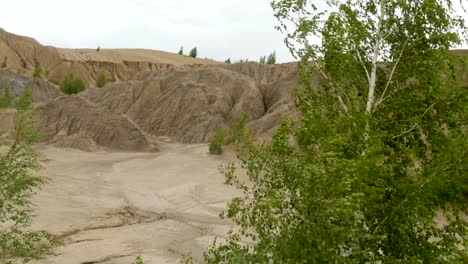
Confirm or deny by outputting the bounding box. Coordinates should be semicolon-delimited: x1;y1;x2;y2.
1;0;466;64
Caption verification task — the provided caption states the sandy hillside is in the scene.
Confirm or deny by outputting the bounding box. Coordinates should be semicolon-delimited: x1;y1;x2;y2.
31;140;241;264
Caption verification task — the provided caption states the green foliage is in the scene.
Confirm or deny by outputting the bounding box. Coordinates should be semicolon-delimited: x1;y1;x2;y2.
0;111;52;263
32;65;42;79
96;73;108;88
135;256;143;264
16;87;33;111
189;47;198;58
1;56;7;68
266;51;276;64
224;58;231;64
206;0;468;263
0;86;12;108
259;55;266;64
209;128;225;155
226;113;249;145
178;46;184;55
60;74;86;94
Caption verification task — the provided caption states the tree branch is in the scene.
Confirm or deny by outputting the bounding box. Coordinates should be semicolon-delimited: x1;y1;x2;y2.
311;60;349;113
374;39;408;109
354;43;371;85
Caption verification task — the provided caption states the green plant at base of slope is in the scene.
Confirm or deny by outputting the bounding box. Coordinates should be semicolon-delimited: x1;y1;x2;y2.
96;73;108;88
16;87;33;111
209;128;225;155
0;86;12;108
60;74;86;94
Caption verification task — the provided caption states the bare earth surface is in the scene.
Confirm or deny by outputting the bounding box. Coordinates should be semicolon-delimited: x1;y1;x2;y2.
31;139;240;264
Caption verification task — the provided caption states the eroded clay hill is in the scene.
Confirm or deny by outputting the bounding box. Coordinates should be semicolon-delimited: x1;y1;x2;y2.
82;64;298;143
0;69;154;152
0;28;301;150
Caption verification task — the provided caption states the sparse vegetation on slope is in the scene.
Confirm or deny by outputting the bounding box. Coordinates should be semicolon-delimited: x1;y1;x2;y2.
1;56;7;68
60;74;86;94
96;73;108;88
16;87;33;111
0;86;12;108
32;63;42;79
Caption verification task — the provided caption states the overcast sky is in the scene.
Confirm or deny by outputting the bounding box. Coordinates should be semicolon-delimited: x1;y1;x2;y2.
0;0;296;62
0;0;466;63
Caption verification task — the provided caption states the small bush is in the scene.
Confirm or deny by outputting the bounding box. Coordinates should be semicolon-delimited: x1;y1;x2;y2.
259;56;266;64
209;128;225;155
225;58;232;64
16;87;33;111
0;86;12;108
96;73;108;88
1;56;7;68
227;113;249;144
33;65;42;79
135;256;143;264
60;74;86;94
178;46;184;55
189;47;198;58
267;51;276;64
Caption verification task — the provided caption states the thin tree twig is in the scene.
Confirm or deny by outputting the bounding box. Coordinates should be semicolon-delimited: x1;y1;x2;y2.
392;102;437;139
374;39;408;109
353;42;371;85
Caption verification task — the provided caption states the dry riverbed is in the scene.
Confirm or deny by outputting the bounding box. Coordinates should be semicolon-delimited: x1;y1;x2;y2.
31;141;241;264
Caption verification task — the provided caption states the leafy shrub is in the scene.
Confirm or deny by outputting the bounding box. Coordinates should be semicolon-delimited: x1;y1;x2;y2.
60;74;86;94
16;87;33;111
266;51;276;64
96;73;108;88
259;56;266;64
209;128;225;155
227;113;249;144
135;256;143;264
189;47;198;58
0;86;12;108
178;46;184;55
225;58;232;64
0;111;52;262
32;64;42;79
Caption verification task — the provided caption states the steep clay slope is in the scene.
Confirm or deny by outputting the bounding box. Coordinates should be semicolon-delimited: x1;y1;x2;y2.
0;28;220;86
82;64;299;143
0;70;155;152
38;96;156;152
0;68;62;105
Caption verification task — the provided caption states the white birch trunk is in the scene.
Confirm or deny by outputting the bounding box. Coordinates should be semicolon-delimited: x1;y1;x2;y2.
366;0;385;113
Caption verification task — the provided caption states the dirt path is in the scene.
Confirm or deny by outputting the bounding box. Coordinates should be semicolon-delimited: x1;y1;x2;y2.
31;142;240;264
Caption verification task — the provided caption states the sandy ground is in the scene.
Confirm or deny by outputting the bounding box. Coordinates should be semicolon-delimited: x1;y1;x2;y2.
30;140;241;264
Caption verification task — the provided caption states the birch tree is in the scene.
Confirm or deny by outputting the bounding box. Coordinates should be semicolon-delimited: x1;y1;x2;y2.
0;112;51;263
206;0;467;263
